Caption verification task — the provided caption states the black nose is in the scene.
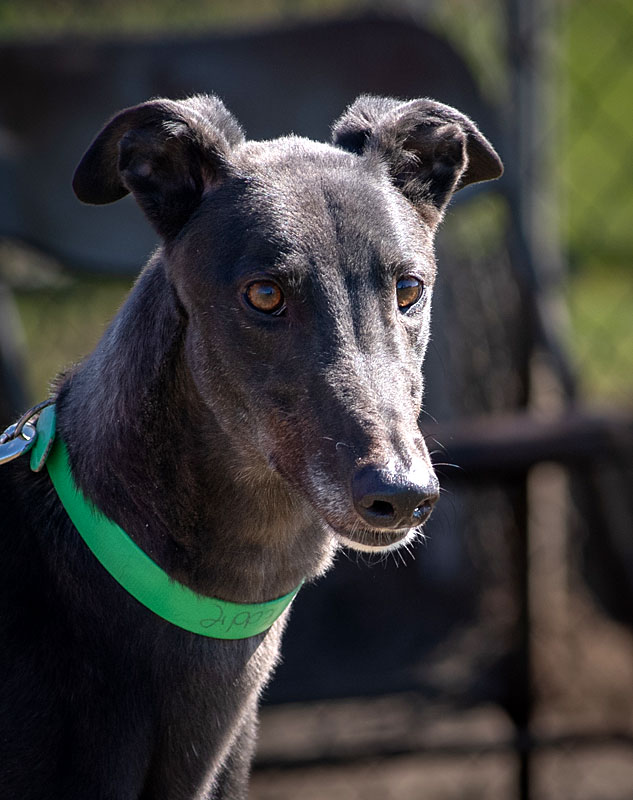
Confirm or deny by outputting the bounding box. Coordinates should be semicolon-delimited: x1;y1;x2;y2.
351;465;439;529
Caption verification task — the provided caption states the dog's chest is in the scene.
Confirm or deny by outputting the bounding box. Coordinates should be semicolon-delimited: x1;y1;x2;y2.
136;623;283;793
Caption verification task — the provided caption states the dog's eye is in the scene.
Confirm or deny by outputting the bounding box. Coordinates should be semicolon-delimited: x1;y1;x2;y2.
396;276;424;310
244;280;285;315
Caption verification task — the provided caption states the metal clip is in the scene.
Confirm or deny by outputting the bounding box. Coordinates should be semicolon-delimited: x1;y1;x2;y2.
0;398;55;466
0;420;37;465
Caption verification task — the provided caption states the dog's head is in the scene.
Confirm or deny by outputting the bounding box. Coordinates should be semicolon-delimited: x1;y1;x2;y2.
73;94;502;552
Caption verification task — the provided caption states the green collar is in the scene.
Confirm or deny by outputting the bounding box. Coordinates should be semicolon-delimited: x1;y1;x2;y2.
30;404;302;639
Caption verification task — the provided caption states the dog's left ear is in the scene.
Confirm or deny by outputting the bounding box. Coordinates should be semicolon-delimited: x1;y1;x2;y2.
73;94;245;239
332;96;503;225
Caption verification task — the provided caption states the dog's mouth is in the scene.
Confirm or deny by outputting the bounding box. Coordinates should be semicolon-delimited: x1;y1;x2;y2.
331;525;416;553
326;488;435;553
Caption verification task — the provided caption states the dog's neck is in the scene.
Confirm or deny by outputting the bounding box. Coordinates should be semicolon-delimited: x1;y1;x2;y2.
55;259;335;604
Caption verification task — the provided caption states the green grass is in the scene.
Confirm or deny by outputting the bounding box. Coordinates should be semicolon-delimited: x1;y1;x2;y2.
0;0;360;38
566;263;633;405
562;0;633;268
14;276;132;400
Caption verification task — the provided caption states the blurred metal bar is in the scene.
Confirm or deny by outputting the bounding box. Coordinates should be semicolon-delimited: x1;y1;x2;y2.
505;2;555;796
426;410;633;478
504;0;582;795
255;729;633;772
504;0;576;402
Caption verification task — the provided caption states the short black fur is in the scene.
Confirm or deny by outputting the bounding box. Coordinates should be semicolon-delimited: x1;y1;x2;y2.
0;93;502;799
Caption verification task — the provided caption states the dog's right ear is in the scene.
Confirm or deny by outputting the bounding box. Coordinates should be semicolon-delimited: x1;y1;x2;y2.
72;94;244;239
332;95;503;226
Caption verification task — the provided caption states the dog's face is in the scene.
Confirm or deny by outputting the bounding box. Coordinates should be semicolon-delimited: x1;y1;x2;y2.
73;95;502;552
172;139;436;551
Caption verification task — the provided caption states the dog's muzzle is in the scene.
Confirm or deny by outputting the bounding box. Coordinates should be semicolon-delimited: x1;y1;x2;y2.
351;463;439;530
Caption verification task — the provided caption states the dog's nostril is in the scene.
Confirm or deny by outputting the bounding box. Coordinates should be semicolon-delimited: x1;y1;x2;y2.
351;464;438;529
364;499;396;518
412;503;433;523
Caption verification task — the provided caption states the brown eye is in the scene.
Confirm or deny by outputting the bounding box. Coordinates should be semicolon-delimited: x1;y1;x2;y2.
244;280;285;315
396;276;424;310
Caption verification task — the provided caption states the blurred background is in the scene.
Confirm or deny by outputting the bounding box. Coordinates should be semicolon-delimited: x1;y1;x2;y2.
1;1;632;798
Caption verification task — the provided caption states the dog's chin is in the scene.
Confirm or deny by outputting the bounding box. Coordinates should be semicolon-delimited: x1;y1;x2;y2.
333;526;416;553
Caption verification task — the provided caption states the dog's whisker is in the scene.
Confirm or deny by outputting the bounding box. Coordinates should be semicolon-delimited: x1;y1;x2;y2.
418;408;439;424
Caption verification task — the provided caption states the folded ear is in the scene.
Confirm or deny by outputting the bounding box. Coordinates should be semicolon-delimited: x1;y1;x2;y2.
332;96;503;225
72;94;245;239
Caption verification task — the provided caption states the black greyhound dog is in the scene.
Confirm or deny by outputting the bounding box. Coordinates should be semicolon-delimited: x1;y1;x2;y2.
0;94;502;799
